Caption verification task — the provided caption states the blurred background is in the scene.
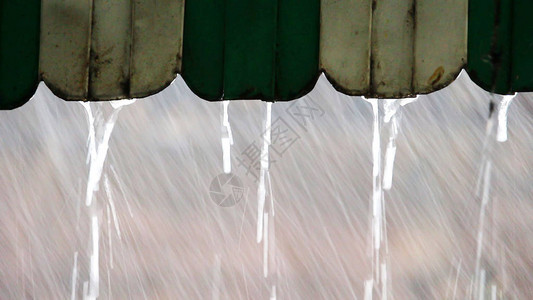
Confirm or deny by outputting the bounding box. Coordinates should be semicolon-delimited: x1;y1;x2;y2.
0;71;532;299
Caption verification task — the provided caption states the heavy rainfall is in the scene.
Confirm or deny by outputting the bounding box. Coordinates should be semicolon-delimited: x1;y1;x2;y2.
0;71;532;299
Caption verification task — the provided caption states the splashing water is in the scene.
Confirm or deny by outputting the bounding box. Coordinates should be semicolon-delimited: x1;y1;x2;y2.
70;252;78;300
496;94;516;143
221;101;234;174
382;99;400;190
472;97;495;300
77;100;135;300
256;102;276;299
257;102;272;244
363;96;417;299
82;101;131;207
473;93;516;300
212;254;221;300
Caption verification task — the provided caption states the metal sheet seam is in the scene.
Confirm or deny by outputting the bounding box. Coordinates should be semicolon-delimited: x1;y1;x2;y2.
272;0;279;101
220;0;226;101
369;0;376;95
86;0;95;100
501;0;512;93
128;0;135;98
410;0;416;95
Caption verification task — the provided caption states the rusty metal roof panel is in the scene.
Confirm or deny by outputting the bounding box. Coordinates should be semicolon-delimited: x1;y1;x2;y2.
321;0;467;98
40;0;184;101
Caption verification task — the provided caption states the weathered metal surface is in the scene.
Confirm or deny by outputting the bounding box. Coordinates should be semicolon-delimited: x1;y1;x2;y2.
321;0;467;98
181;0;319;101
320;0;372;95
130;0;184;98
89;0;132;100
5;0;533;107
40;0;183;101
467;0;533;94
40;0;91;100
371;0;415;97
0;0;40;109
414;0;467;94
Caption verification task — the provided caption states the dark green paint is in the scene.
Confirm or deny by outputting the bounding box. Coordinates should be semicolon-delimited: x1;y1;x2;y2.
467;0;533;94
0;0;40;109
510;0;533;92
224;0;277;99
182;0;225;100
182;0;319;101
276;0;320;100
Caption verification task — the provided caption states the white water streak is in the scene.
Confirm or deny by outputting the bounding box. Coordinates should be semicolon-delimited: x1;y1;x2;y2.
110;164;134;218
496;94;516;143
256;103;277;299
82;102;130;206
106;205;113;269
472;95;505;300
82;281;88;300
212;255;221;300
364;279;374;300
270;285;277;300
452;260;462;300
474;159;492;299
370;99;382;260
87;216;99;300
257;102;272;243
381;263;388;300
71;252;79;300
382;99;401;190
263;212;269;278
80;100;135;299
268;206;277;300
491;284;497;300
475;113;495;198
369;99;384;289
221;101;234;173
479;269;486;300
104;175;121;239
363;96;416;299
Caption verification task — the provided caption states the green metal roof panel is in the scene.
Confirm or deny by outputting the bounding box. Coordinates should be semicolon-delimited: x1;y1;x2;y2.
467;0;533;95
223;0;277;100
181;0;224;101
276;0;320;100
182;0;319;101
0;0;40;109
510;0;533;92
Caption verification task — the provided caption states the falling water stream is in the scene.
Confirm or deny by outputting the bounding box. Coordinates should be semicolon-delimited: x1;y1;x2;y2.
76;100;135;300
73;90;516;300
3;76;533;299
256;102;277;300
364;96;417;300
221;101;234;174
217;101;277;299
473;94;516;300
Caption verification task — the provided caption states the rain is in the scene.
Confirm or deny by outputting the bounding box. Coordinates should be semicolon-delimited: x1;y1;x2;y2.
0;71;532;299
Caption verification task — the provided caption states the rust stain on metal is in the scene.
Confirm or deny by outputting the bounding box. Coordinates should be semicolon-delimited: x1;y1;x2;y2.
427;66;444;85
